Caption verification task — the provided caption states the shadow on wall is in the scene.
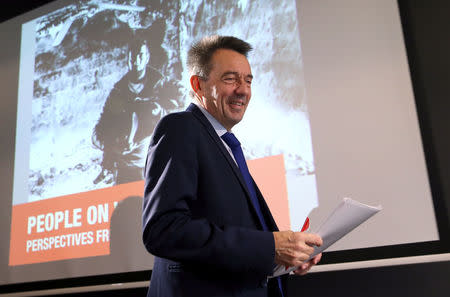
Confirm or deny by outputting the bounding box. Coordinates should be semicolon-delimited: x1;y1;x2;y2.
108;195;154;272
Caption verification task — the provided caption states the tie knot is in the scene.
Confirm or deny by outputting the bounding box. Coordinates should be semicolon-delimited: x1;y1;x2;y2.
221;132;241;149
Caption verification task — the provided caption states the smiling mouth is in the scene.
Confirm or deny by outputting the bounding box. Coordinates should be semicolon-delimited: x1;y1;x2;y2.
230;101;244;106
228;95;247;110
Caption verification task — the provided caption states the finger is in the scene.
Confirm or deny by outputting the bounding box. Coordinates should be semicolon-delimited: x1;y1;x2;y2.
293;232;320;248
293;253;322;275
304;233;323;247
294;262;312;275
312;253;322;264
305;252;322;266
301;261;311;271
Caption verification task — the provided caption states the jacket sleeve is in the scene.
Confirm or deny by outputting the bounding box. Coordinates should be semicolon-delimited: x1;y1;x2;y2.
142;114;275;277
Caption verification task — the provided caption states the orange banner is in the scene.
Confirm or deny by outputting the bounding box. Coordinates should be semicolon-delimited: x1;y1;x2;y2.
9;181;144;266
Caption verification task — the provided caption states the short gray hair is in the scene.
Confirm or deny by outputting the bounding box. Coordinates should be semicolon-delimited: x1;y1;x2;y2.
187;35;253;80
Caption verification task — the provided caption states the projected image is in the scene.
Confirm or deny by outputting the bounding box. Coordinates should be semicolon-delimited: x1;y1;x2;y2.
91;37;180;186
25;0;181;199
11;0;317;266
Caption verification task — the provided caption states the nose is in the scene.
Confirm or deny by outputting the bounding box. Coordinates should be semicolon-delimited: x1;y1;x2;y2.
234;77;251;97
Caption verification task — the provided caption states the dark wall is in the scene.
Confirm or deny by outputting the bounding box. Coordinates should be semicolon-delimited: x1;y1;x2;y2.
287;260;450;297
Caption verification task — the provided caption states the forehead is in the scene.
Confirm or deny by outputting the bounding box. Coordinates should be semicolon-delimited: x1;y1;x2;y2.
209;49;251;76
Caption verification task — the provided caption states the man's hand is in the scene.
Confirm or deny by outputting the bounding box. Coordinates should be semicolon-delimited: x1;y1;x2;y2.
293;253;322;275
273;231;323;268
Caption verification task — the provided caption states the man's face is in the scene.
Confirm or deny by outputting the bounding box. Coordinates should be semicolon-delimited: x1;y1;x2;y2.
197;49;253;131
128;44;150;77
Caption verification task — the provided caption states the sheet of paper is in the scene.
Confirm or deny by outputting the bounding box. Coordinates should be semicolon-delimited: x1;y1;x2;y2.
272;197;382;277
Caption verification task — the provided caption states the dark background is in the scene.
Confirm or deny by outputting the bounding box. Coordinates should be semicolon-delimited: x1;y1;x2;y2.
1;0;450;296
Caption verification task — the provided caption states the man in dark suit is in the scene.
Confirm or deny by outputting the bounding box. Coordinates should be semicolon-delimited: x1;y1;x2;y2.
142;36;322;297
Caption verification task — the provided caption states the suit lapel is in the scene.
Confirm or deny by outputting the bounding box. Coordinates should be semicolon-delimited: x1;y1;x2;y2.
187;104;273;230
187;104;250;194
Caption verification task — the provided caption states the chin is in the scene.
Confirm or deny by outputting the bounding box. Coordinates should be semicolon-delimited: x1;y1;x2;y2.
231;119;243;127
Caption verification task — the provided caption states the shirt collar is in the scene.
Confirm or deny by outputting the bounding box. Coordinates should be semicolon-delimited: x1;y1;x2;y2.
193;101;228;137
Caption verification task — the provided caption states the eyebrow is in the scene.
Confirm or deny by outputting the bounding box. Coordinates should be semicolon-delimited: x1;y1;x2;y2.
221;71;253;79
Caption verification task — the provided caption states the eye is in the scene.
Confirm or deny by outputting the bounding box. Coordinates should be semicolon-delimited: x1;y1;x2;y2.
222;76;237;84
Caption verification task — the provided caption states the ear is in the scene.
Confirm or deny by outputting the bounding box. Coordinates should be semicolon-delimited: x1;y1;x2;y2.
190;75;203;97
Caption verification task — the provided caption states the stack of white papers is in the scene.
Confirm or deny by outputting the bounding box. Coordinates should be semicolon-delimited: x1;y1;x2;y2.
272;197;382;277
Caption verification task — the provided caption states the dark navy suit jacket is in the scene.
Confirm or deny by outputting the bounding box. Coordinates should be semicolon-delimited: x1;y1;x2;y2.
143;104;286;297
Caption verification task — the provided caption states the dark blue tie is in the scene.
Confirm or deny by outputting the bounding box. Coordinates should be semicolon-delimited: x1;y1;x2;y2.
221;132;268;231
221;132;285;297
